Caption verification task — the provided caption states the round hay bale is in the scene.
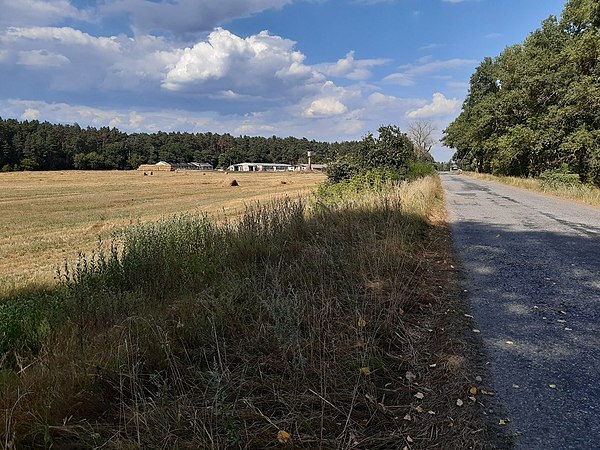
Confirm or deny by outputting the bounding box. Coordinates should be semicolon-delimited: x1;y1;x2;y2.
229;179;239;187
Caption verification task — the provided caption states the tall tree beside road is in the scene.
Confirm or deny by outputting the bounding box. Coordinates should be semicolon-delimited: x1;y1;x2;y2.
408;120;437;162
443;0;600;186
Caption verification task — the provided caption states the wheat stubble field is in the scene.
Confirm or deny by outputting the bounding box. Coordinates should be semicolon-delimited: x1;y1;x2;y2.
0;170;325;297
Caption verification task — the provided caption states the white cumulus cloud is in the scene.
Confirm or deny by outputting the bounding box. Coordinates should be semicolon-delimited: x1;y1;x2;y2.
4;27;120;51
18;50;70;67
21;108;40;120
163;28;323;103
0;25;340;113
406;92;461;118
0;26;181;93
235;123;275;134
303;97;348;118
382;73;415;86
316;51;390;81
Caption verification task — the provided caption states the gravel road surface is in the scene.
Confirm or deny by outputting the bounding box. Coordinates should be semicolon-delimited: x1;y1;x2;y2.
441;174;600;450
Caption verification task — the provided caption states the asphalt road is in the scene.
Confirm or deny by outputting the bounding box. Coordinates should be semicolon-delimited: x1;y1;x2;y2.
441;173;600;450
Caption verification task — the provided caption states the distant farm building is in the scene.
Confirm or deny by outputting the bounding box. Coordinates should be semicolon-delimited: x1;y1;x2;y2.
294;163;327;172
137;161;213;172
173;162;214;171
138;161;173;172
227;162;293;172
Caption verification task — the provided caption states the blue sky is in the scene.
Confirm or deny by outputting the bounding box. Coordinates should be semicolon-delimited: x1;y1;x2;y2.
0;0;566;161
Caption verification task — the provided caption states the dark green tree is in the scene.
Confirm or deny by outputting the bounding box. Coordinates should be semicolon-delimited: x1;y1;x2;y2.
443;0;600;186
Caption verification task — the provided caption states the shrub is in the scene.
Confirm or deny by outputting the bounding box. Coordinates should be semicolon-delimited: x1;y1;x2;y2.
20;158;39;171
326;125;417;184
407;161;436;180
539;164;582;189
326;155;360;183
317;168;405;203
0;290;65;362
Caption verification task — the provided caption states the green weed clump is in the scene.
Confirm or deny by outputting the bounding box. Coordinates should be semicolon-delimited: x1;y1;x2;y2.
0;291;63;363
407;161;437;180
538;164;582;189
1;176;482;449
316;168;405;203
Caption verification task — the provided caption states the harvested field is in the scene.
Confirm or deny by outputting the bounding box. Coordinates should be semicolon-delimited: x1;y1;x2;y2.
0;170;325;297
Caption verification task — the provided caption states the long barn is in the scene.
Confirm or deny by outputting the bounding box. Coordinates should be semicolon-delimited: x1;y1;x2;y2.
227;162;293;172
137;161;213;171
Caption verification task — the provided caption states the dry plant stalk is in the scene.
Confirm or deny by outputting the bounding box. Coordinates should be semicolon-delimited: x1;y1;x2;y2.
1;175;493;449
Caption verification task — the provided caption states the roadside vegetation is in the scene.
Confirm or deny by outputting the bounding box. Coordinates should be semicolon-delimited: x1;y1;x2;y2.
443;0;600;188
1;125;495;449
462;168;600;208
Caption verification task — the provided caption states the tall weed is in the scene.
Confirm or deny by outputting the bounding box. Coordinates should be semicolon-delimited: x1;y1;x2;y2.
0;176;466;449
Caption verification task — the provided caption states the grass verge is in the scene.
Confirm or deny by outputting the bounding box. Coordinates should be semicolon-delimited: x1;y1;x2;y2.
461;172;600;208
1;175;494;449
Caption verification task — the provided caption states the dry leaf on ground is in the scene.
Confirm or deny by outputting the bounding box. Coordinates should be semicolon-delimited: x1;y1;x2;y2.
277;430;291;443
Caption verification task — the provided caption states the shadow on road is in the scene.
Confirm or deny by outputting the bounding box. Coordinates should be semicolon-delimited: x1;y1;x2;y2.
450;220;600;449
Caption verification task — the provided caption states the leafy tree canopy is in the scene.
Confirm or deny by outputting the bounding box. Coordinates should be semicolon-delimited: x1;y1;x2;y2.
443;0;600;186
327;125;434;183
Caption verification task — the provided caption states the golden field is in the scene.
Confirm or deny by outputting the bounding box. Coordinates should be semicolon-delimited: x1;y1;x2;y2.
0;170;326;297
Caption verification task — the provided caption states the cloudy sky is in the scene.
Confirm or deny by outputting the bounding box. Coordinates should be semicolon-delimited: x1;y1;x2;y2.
0;0;566;161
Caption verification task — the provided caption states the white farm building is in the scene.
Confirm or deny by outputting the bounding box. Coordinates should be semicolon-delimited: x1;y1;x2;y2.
227;162;293;172
293;163;327;172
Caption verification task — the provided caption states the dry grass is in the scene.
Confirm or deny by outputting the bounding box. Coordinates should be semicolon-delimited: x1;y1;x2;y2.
0;170;325;298
1;175;496;449
462;172;600;208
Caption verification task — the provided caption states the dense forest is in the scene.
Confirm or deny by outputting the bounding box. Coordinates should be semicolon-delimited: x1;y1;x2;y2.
443;0;600;186
0;117;362;171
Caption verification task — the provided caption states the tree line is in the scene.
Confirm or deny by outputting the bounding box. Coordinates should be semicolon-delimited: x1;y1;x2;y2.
0;117;362;171
443;0;600;186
